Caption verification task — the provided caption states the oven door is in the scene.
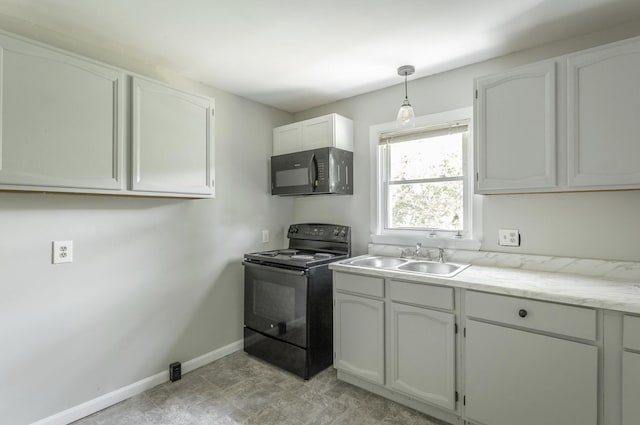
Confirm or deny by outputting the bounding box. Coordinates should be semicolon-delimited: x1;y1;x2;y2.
243;261;308;348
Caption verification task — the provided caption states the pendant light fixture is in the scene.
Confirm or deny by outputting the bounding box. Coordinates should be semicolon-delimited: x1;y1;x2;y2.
396;65;415;128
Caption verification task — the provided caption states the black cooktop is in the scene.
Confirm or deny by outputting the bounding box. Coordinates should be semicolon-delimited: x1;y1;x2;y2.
244;249;346;268
244;223;351;269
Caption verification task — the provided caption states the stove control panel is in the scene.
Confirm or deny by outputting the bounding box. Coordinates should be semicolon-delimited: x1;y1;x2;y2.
288;224;350;242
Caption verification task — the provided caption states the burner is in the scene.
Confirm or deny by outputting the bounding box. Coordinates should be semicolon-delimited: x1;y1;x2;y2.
261;251;280;257
314;253;333;259
279;249;298;255
291;254;315;260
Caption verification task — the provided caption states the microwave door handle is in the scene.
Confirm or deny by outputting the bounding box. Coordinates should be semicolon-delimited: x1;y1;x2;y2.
309;154;318;191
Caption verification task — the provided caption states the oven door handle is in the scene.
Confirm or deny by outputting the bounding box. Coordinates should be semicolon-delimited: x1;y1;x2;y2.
242;261;308;276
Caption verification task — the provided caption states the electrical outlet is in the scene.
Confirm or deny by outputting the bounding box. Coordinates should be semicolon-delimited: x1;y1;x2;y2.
52;240;73;264
498;229;520;247
262;230;269;243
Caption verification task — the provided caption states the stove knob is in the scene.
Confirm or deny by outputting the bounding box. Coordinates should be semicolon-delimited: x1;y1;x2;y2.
290;226;298;233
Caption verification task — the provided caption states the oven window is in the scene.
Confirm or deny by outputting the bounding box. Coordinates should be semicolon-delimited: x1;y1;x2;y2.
253;280;295;322
276;168;308;187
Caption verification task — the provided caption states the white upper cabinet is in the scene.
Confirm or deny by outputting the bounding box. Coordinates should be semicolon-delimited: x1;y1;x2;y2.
567;38;640;189
0;33;125;192
0;30;215;198
272;113;353;155
273;122;302;156
475;60;557;193
131;77;215;196
475;35;640;194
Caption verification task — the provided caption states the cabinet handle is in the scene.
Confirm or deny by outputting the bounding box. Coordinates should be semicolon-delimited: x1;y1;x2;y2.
518;309;528;318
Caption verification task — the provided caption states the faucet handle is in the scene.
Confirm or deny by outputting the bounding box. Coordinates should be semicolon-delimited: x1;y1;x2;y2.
438;248;447;263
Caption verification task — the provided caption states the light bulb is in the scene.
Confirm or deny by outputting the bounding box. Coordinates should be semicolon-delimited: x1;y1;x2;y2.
396;98;415;128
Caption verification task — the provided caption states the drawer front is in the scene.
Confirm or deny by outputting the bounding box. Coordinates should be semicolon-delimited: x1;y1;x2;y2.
334;272;384;298
389;279;454;311
624;315;640;351
465;291;596;340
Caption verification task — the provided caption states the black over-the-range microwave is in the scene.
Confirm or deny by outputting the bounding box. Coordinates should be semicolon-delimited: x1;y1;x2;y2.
271;147;353;196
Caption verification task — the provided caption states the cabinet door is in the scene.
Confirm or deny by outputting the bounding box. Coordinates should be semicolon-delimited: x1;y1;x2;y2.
388;302;455;410
302;115;334;151
475;60;556;193
132;77;214;196
567;38;640;188
0;34;124;191
273;122;302;155
623;351;640;425
465;320;597;425
334;292;384;385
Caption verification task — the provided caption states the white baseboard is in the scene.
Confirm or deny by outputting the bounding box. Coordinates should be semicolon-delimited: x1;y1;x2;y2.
31;339;243;425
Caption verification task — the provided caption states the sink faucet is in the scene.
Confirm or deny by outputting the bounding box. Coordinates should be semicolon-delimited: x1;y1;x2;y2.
437;248;446;263
415;243;431;259
400;242;430;259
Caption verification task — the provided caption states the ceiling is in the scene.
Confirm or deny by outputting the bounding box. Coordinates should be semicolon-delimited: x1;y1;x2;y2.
1;0;640;113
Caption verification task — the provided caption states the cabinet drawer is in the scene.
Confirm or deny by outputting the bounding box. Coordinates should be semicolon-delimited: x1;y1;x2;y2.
465;291;596;340
389;280;454;311
334;272;384;298
624;315;640;351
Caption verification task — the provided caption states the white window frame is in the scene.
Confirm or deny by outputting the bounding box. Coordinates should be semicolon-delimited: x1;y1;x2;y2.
369;107;482;249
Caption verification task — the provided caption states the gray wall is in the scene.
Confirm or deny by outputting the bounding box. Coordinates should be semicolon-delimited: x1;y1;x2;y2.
293;19;640;262
0;19;294;425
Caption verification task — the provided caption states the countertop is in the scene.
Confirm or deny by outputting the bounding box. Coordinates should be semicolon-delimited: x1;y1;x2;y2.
330;255;640;314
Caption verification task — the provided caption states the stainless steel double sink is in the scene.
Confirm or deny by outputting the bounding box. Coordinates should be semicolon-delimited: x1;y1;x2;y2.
342;256;470;278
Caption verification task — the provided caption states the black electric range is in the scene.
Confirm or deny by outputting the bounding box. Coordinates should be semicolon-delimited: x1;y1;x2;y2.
242;223;351;379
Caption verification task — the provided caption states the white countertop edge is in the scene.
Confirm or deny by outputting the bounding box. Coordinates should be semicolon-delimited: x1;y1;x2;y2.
330;257;640;315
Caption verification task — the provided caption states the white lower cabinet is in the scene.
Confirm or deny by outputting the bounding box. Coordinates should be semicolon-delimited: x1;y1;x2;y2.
333;271;459;422
334;290;385;385
465;320;598;425
622;315;640;425
464;290;598;425
332;270;609;425
388;302;456;410
623;352;640;425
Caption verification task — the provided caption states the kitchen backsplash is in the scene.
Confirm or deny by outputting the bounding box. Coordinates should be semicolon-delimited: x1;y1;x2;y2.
368;244;640;282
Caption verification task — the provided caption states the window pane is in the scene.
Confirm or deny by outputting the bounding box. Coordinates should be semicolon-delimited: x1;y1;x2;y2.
388;181;463;230
388;133;463;181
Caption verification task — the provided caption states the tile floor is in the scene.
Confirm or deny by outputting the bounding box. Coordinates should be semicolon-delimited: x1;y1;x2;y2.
72;351;447;425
